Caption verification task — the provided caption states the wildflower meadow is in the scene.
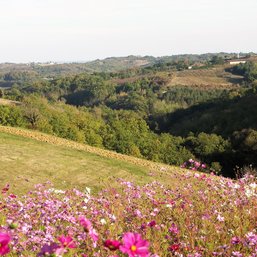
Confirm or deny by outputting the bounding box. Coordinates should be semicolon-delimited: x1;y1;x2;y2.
0;171;257;256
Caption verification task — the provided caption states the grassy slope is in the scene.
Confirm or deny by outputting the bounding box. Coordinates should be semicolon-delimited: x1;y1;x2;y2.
110;67;243;90
0;126;182;194
0;98;21;106
168;67;243;89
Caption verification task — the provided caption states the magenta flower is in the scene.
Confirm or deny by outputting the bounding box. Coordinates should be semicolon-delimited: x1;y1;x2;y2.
169;243;180;252
104;239;121;251
0;232;11;256
169;223;179;235
79;216;92;232
1;184;9;194
148;220;156;228
120;232;150;257
79;216;98;243
231;236;241;245
201;164;207;169
58;235;76;248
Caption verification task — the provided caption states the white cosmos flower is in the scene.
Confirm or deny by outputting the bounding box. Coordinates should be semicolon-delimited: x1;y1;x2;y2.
85;187;91;194
100;218;107;225
249;183;257;189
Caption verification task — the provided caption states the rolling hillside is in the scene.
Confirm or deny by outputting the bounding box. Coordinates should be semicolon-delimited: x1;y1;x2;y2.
168;67;243;89
0;126;181;194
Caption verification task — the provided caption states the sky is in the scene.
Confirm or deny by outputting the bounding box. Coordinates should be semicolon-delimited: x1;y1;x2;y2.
0;0;256;63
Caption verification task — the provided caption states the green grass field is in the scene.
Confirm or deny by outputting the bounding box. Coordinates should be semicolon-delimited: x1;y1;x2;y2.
0;129;179;194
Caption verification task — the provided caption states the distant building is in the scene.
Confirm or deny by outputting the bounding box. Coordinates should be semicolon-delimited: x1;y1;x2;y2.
37;62;56;67
228;60;247;65
225;54;249;65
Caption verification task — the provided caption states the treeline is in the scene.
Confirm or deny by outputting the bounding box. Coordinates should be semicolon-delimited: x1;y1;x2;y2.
2;71;39;82
227;61;257;83
4;72;233;115
0;97;195;166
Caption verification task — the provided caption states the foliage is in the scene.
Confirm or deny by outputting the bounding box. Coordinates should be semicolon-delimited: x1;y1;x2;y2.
0;96;193;166
229;61;257;83
209;55;224;65
184;133;230;162
0;105;25;127
3;71;39;82
160;94;257;138
231;129;257;168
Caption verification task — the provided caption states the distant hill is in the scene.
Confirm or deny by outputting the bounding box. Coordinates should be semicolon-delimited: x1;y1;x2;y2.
1;52;256;77
0;56;155;76
83;55;156;72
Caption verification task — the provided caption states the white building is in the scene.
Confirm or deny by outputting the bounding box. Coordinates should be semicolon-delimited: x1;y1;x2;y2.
229;60;246;65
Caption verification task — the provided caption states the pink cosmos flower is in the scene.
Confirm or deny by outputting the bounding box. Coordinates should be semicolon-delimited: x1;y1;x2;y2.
201;164;207;169
79;216;98;243
79;216;92;232
120;232;150;257
58;235;76;248
1;184;9;194
8;194;17;199
0;232;11;256
169;223;179;235
231;236;241;245
89;228;99;243
104;239;121;251
232;251;243;257
245;232;257;246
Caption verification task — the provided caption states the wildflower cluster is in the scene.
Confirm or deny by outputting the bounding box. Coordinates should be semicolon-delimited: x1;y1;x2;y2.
0;172;257;256
181;159;208;173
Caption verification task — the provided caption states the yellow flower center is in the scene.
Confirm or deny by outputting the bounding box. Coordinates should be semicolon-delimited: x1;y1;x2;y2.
131;245;137;252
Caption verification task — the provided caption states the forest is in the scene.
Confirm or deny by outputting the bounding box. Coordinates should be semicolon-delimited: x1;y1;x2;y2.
0;55;257;177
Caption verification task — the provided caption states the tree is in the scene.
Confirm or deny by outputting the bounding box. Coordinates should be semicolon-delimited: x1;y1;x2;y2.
23;107;41;129
231;129;257;167
210;56;224;65
0;89;4;98
184;133;230;163
230;62;257;83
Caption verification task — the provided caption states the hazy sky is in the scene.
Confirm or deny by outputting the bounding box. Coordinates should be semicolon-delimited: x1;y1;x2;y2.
0;0;256;62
